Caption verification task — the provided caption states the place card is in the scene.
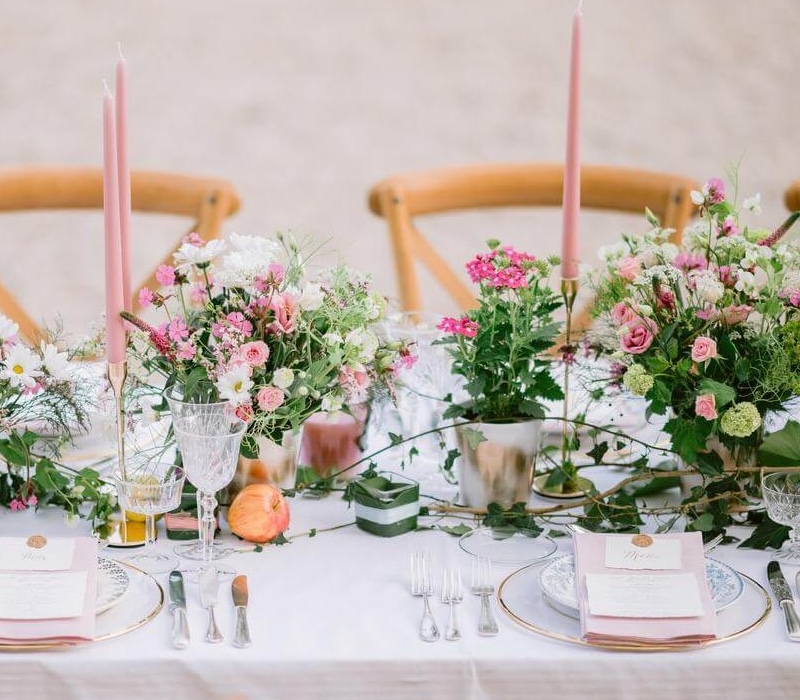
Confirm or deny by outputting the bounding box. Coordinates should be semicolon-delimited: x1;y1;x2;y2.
0;571;88;620
585;572;704;618
604;534;681;570
0;536;75;571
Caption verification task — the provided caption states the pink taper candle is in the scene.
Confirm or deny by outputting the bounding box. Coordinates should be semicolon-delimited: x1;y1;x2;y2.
103;82;127;364
116;45;133;312
560;1;583;280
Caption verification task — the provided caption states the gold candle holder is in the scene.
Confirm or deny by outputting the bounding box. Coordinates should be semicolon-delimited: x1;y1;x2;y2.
102;359;146;547
532;278;593;499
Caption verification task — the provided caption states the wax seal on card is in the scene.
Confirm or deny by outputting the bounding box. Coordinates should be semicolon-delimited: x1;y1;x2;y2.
26;535;47;549
631;534;653;548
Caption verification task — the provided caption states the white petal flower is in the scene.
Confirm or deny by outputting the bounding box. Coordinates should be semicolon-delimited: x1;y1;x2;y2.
0;315;19;345
40;343;71;381
743;193;762;215
216;364;254;405
690;190;705;206
216;233;282;287
299;284;325;311
272;367;295;390
0;344;42;388
321;395;344;413
174;239;226;266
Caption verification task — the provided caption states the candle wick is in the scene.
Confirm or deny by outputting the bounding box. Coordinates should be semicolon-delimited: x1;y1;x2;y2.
118;42;125;61
103;79;113;98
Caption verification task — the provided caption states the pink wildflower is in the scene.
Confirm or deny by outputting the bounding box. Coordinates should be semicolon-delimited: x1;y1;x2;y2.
9;499;26;512
155;264;176;287
177;341;196;360
183;232;204;246
721;216;740;237
703;178;726;204
167;317;190;343
26;494;38;507
437;316;479;339
466;253;498;284
138;287;155;308
718;266;737;288
392;347;418;373
226;312;254;336
673;252;708;273
190;283;208;305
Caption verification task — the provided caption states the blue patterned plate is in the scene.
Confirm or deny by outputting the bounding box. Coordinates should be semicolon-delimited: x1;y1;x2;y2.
538;554;744;619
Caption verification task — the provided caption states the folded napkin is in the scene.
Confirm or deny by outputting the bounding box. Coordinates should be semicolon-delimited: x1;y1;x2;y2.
573;532;717;645
0;536;98;646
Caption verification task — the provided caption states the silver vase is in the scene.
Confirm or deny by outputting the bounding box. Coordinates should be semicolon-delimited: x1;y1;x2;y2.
455;419;542;508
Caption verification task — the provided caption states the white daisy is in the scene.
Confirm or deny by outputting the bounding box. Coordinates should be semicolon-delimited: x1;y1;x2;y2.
0;344;42;388
215;364;254;405
40;342;71;381
173;239;226;267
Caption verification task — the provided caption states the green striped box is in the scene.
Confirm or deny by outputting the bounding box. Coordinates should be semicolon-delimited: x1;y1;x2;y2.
353;475;419;537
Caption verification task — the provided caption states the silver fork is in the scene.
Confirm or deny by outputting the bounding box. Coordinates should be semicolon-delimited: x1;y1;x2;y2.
471;556;499;636
411;551;440;642
441;569;462;641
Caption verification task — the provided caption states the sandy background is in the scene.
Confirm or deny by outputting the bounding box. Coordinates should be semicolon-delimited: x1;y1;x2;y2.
1;0;799;339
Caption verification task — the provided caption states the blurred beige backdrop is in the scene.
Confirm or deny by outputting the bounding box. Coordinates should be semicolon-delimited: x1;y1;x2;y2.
1;0;798;338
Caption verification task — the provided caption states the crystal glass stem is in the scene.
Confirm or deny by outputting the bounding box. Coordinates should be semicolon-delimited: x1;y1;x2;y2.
199;490;217;570
145;513;156;548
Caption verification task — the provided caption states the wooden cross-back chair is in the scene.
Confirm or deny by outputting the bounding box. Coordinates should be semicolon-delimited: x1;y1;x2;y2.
786;179;800;213
0;166;241;342
368;163;699;334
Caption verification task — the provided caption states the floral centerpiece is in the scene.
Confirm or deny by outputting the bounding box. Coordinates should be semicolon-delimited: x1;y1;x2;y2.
123;232;408;471
589;176;800;522
0;315;114;525
436;240;564;507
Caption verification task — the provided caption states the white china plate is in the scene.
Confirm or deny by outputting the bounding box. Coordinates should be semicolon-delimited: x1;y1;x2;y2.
458;527;558;564
96;558;130;615
538;554;745;618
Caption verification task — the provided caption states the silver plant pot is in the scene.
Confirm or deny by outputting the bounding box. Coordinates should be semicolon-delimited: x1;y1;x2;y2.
455;419;542;508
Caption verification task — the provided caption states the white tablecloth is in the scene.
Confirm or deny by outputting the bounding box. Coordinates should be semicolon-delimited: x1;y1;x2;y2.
0;487;798;700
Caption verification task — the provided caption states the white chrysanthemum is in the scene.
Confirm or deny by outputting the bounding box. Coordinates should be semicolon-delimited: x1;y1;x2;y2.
272;367;295;390
0;315;19;344
298;284;325;311
689;270;725;304
216;364;253;405
174;239;226;266
743;193;762;215
40;342;71;381
0;344;42;388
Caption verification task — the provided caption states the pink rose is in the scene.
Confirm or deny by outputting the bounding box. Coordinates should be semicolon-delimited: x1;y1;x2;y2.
691;336;717;362
695;394;718;421
257;386;285;413
155;264;176;287
238;341;270;367
267;293;300;334
339;364;372;402
611;302;638;326
620;321;655;355
721;304;752;325
616;256;641;282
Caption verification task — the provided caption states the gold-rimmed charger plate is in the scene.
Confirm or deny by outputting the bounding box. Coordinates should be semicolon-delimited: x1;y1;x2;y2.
497;562;771;652
0;559;164;652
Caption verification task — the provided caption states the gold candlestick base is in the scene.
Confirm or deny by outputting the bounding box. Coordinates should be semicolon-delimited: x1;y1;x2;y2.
103;359;147;548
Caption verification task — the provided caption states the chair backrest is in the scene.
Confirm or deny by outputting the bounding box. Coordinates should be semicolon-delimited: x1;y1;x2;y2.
786;179;800;213
0;166;241;342
368;163;699;314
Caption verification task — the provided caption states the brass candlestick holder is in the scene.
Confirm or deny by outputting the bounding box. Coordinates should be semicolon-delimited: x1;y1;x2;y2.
532;277;594;499
102;360;146;547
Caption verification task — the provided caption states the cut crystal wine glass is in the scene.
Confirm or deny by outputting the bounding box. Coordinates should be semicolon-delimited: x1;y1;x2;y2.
762;471;800;563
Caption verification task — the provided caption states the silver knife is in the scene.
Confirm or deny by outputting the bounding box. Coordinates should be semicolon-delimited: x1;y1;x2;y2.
168;570;191;649
200;568;223;643
231;574;252;648
767;560;800;641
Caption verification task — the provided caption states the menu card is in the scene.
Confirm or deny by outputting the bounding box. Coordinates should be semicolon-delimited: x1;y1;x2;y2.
573;532;717;645
0;536;98;645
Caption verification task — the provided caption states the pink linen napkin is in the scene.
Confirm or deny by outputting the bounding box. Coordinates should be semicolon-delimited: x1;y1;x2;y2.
0;536;98;645
573;532;717;645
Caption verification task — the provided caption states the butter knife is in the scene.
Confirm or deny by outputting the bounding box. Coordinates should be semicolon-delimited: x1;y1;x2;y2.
231;574;252;648
168;570;190;649
767;560;800;641
199;567;223;643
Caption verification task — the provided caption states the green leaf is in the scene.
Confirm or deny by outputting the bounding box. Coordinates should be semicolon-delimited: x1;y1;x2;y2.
739;516;790;550
389;432;404;447
442;404;467;420
460;427;486;451
438;523;472;537
759;421;800;466
442;449;460;473
686;512;715;532
586;442;609;464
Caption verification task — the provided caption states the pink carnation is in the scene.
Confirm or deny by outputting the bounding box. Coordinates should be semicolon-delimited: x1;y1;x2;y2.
256;386;285;412
695;394;718;420
155;264;176;287
691;336;718;362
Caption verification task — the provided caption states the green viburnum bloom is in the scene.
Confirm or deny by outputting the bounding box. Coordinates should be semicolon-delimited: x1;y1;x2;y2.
719;402;762;438
622;364;654;397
